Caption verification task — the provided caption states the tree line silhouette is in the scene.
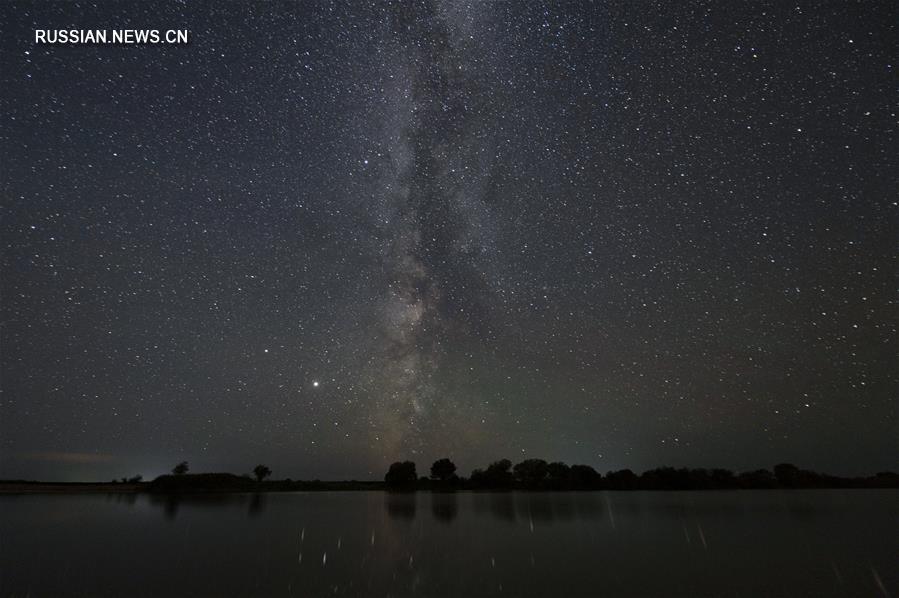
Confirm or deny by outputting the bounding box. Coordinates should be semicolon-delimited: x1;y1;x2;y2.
91;458;898;493
383;458;899;491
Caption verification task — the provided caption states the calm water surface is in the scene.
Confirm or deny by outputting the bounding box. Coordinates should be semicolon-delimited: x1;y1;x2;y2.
1;490;895;597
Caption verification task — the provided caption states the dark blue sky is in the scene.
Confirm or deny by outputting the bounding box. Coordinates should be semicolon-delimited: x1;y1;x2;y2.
1;1;895;481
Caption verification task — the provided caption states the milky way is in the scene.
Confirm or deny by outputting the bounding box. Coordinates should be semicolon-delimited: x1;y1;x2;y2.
364;3;502;455
1;1;895;481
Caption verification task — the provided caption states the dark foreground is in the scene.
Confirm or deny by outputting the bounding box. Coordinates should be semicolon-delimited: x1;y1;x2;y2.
1;490;895;597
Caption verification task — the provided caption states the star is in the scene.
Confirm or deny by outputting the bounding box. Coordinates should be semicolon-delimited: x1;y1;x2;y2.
0;0;893;483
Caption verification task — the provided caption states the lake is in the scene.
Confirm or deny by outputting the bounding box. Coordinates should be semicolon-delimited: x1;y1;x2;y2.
1;490;895;597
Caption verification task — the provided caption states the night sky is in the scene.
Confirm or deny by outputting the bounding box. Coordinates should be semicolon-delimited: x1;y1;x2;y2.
1;1;895;482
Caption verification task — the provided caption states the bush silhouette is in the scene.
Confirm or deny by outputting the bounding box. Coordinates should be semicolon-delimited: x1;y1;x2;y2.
253;464;272;482
148;472;256;493
385;461;417;487
172;461;189;475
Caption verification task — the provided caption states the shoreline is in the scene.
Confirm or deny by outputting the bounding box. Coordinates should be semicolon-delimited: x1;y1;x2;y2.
3;481;897;495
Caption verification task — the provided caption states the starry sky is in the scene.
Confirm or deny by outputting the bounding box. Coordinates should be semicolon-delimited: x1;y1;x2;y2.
1;1;895;482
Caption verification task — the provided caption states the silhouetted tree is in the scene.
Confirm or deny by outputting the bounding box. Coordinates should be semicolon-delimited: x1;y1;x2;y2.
605;468;638;490
514;459;549;488
546;462;571;488
688;468;713;489
469;468;486;485
253;464;272;482
640;467;683;489
711;468;736;488
430;458;457;482
774;463;800;487
172;461;189;475
800;467;831;487
385;461;417;487
737;469;775;488
570;464;602;489
636;467;739;490
873;471;899;487
127;475;143;484
483;459;514;488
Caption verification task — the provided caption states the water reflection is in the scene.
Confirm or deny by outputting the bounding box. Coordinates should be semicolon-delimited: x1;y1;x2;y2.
103;492;137;506
248;492;266;516
112;489;864;528
0;490;895;597
385;491;416;520
470;492;594;524
473;491;516;521
145;492;269;519
430;492;458;523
